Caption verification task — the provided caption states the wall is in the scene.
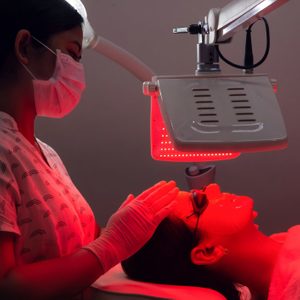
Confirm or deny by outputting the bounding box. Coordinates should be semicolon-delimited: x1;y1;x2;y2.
36;0;299;234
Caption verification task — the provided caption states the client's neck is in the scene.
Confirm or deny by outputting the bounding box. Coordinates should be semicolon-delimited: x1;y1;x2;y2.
217;226;282;299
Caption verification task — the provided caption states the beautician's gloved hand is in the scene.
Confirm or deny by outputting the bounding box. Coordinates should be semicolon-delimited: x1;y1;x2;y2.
83;181;179;273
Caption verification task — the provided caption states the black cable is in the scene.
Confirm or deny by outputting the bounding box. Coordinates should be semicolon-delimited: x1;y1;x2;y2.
244;26;254;68
215;17;270;70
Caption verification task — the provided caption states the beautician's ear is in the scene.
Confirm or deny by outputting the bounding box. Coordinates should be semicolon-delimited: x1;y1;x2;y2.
15;29;31;65
191;244;227;265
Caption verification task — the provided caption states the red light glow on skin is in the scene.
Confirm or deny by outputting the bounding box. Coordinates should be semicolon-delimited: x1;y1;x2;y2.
150;97;240;162
171;184;256;241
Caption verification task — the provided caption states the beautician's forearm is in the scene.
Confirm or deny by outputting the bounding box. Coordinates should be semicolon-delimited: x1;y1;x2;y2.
0;249;103;300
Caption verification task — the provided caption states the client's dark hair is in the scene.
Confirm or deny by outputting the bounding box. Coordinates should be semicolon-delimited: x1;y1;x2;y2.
122;217;240;300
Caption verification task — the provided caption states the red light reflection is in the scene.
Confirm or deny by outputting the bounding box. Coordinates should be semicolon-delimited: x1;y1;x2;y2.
151;96;240;162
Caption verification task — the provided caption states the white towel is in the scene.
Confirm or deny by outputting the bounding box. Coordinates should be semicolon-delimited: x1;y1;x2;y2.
268;226;300;300
92;264;226;300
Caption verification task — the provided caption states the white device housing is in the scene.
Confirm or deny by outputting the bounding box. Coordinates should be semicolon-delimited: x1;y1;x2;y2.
66;0;290;157
208;0;289;44
144;74;287;152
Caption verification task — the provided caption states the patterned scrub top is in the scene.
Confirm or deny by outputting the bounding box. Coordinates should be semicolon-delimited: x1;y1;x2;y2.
0;111;96;265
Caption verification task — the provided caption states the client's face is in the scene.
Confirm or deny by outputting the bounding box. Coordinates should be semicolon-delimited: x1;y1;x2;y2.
171;184;257;242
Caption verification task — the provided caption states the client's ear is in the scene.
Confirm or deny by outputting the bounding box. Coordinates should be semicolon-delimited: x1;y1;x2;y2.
191;243;226;265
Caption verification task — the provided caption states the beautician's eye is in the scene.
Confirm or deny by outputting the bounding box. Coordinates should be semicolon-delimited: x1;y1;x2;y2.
68;51;81;62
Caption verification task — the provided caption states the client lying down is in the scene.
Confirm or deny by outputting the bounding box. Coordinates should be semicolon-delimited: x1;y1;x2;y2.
122;184;299;300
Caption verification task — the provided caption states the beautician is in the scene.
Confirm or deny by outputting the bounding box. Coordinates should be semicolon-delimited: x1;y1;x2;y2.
0;1;179;299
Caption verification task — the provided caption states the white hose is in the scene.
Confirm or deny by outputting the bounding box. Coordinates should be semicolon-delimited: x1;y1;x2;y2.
89;35;155;82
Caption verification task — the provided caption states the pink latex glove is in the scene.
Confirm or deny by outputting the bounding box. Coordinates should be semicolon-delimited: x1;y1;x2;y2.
83;181;179;273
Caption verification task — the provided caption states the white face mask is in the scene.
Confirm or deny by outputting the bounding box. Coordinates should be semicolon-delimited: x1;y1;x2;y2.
22;36;86;118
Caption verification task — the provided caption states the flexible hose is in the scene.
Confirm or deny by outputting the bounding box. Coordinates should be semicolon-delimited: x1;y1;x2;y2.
89;35;155;82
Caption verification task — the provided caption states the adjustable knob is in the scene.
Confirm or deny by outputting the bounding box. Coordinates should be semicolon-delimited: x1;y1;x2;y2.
143;82;158;96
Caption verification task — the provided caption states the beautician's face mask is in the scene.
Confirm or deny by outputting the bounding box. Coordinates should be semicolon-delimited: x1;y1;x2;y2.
22;36;86;118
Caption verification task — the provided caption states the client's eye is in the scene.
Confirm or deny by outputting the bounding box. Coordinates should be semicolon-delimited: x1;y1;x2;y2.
191;190;208;215
188;190;208;241
186;189;209;220
197;194;208;209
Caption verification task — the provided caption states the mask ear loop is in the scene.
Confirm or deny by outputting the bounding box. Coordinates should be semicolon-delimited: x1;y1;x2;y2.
21;63;37;79
31;36;57;56
20;36;57;79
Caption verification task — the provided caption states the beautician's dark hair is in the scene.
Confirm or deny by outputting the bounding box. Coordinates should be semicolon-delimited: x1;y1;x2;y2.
0;0;83;70
122;217;240;300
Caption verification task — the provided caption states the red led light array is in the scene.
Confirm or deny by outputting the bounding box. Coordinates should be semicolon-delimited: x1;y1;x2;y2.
150;96;240;162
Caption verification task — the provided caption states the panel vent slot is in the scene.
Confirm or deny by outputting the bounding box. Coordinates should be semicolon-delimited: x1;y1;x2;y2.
230;93;247;97
228;88;257;123
227;87;245;91
233;106;252;109
196;100;213;104
231;100;249;103
193;87;219;124
194;95;212;98
193;88;210;92
200;120;219;124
